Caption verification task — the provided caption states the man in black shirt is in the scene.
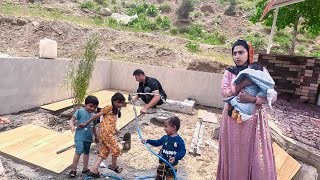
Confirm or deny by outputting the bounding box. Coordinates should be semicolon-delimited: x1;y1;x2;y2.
132;69;167;114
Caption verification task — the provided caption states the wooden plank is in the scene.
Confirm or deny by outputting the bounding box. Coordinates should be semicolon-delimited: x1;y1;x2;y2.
189;122;200;155
40;89;130;112
16;131;74;173
0;129;60;156
0;124;50;149
202;112;218;123
273;142;288;172
197;110;218;123
273;143;301;180
196;122;205;155
116;104;142;130
0;125;74;173
197;109;206;119
1;100;140;173
40;98;74;111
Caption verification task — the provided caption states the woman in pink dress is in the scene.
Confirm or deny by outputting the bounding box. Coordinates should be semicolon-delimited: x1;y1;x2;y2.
216;40;277;180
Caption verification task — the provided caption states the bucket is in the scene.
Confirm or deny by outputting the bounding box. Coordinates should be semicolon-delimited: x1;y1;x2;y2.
39;38;57;59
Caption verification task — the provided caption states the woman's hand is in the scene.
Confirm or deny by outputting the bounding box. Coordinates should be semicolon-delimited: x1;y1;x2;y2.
237;90;257;103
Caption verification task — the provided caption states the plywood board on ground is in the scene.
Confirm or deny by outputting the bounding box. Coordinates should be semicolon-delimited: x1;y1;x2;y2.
40;89;130;112
0;125;74;173
197;109;205;119
273;142;301;180
197;110;218;123
0;104;140;173
116;104;142;130
16;131;74;173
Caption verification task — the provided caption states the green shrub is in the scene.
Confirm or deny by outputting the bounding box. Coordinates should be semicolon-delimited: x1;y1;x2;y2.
147;4;158;17
128;3;158;17
203;32;226;45
188;24;203;39
170;28;178;35
312;51;320;58
66;33;100;109
186;41;200;52
161;16;171;30
245;34;266;49
80;1;96;9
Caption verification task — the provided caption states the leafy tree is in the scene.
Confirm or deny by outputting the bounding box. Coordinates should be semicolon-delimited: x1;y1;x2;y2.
251;0;320;55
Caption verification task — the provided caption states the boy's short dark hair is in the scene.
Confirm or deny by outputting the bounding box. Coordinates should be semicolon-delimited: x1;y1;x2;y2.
167;116;181;131
249;62;263;71
133;69;145;76
85;95;99;106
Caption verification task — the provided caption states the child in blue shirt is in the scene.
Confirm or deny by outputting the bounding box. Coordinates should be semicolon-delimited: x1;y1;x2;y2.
69;95;99;178
142;116;186;180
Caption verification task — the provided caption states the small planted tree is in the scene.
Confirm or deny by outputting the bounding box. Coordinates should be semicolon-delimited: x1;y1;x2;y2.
66;33;100;110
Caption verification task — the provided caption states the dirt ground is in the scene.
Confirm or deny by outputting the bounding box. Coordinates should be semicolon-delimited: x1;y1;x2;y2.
268;98;320;150
1;1;318;73
0;106;221;180
0;14;229;74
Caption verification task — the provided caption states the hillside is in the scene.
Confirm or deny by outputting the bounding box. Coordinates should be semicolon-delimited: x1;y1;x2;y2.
0;0;319;73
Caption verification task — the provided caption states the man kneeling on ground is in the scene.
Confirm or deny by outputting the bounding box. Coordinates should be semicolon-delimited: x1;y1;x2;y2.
132;69;167;114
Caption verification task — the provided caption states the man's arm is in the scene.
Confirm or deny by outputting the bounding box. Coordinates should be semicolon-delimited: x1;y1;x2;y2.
145;90;160;109
140;90;160;113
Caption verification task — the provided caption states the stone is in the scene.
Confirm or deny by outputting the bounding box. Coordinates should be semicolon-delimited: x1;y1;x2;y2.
292;162;318;180
99;8;112;16
213;126;220;140
111;13;138;25
0;53;10;58
153;111;176;123
31;21;40;26
158;99;195;115
110;47;116;52
200;5;214;13
0;159;4;176
310;118;320;128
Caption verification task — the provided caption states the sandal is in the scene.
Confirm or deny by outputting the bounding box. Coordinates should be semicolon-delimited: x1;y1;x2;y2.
69;170;76;178
82;169;90;174
87;171;101;178
108;165;123;173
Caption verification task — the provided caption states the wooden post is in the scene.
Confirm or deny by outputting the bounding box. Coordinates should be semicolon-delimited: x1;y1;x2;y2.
267;8;279;54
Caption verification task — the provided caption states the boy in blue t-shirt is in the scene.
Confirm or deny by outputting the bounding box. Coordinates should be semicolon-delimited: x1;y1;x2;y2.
69;95;99;178
142;116;186;180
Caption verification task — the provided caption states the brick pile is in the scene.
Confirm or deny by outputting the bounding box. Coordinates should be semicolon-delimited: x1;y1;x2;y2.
258;54;320;104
